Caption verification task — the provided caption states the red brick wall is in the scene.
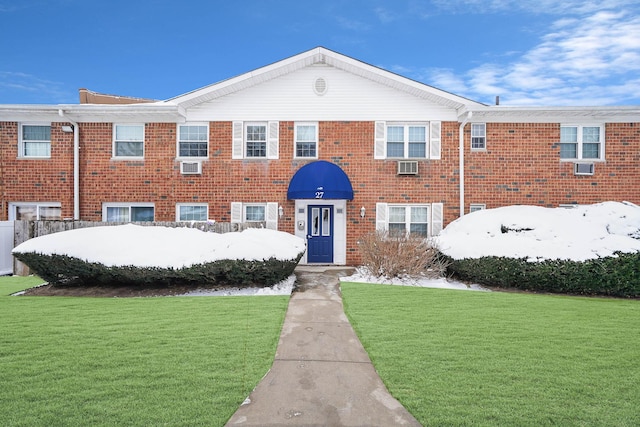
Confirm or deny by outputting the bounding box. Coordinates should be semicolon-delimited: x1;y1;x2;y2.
2;119;638;265
0;122;74;220
464;123;640;211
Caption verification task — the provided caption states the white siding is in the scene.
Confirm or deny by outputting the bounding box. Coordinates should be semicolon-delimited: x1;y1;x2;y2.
185;66;458;122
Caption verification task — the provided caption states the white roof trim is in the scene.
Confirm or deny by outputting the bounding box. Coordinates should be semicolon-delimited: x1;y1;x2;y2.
0;104;185;123
460;105;640;123
166;47;484;110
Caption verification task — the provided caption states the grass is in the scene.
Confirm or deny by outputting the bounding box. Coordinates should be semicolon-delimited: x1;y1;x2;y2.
341;282;640;426
0;276;289;426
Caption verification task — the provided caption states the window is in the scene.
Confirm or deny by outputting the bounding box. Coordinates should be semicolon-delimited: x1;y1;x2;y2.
245;123;267;158
386;123;427;158
244;204;266;222
9;202;61;220
469;203;486;213
103;203;154;222
230;202;279;230
388;205;429;237
560;125;604;160
295;123;318;158
176;204;208;221
178;124;208;158
471;123;486;150
113;124;144;158
20;124;51;157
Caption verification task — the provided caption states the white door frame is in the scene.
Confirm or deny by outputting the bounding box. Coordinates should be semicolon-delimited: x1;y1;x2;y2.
294;199;347;265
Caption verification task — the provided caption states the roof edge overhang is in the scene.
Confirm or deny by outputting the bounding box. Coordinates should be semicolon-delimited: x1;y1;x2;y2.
458;105;640;124
0;103;186;123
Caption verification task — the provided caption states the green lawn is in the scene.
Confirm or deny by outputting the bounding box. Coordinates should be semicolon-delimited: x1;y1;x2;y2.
342;282;640;426
0;276;289;427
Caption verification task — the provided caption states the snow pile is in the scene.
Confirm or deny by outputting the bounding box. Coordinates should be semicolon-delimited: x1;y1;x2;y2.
342;267;489;291
436;201;640;262
12;224;306;268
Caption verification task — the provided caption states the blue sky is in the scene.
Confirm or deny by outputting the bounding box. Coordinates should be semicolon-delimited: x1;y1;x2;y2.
1;0;639;106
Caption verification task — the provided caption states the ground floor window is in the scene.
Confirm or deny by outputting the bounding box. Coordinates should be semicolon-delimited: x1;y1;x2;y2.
376;202;444;237
230;202;279;230
103;203;154;222
388;205;429;237
176;204;208;221
9;202;61;220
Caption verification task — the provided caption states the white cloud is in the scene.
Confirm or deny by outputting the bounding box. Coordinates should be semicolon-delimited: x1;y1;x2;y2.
0;71;74;103
425;8;640;105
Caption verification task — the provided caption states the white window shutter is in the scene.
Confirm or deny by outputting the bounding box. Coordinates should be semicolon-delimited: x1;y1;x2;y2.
375;203;388;231
374;121;386;159
431;203;443;236
430;121;441;160
232;121;244;159
266;202;279;230
230;202;243;223
267;121;279;159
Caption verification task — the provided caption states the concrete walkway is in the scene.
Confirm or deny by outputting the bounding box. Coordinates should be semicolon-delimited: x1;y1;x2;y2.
225;266;421;426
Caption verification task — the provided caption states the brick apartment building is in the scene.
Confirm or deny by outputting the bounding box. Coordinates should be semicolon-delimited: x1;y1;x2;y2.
1;47;639;266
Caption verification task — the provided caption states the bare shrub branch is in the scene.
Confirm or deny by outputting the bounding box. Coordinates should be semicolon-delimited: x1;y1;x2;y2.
357;231;449;280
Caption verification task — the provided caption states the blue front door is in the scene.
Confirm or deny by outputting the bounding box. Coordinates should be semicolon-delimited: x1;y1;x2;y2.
307;205;333;263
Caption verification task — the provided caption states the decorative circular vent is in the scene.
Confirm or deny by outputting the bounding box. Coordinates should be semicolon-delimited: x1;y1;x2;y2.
313;77;328;96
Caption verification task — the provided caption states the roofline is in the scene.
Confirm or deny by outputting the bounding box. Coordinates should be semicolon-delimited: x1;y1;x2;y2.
459;105;640;123
166;46;485;110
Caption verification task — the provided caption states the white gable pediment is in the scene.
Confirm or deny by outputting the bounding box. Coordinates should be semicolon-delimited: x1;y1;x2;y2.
169;47;481;122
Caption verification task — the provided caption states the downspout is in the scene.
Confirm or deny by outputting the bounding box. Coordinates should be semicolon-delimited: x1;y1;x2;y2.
458;111;472;218
58;110;80;220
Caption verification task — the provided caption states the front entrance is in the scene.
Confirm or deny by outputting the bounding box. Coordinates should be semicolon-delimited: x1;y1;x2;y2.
307;205;333;263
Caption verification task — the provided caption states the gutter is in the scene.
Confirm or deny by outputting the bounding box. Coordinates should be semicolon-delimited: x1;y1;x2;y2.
458;111;473;218
58;110;80;220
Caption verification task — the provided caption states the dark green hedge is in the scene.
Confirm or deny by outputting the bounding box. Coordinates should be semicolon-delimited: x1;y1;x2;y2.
13;251;304;288
445;252;640;298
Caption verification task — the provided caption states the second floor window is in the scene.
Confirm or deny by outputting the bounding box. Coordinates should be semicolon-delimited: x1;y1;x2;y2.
20;124;51;158
560;125;604;160
246;123;267;158
295;123;318;158
387;124;427;158
471;123;486;150
178;124;208;158
114;124;144;158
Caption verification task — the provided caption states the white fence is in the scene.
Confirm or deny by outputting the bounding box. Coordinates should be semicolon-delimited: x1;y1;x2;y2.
0;221;14;275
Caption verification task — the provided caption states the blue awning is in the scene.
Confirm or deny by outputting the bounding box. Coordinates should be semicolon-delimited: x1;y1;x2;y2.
287;160;354;200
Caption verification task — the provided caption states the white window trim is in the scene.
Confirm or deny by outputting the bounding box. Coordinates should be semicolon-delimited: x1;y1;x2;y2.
18;123;51;159
233;121;279;160
175;203;209;222
470;123;486;151
230;201;279;230
112;124;145;160
559;124;606;162
102;202;155;222
293;122;319;159
8;202;61;220
469;203;486;213
176;123;209;160
386;122;429;159
375;121;441;160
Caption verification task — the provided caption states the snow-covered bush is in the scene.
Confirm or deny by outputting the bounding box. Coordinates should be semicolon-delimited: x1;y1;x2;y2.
12;225;306;288
436;202;640;297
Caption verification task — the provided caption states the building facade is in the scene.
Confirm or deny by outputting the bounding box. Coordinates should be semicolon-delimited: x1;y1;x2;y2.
1;47;639;265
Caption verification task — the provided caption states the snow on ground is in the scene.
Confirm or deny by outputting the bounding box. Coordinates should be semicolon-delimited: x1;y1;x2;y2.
340;267;489;291
436;201;640;262
12;225;306;268
179;275;297;296
12;202;640;296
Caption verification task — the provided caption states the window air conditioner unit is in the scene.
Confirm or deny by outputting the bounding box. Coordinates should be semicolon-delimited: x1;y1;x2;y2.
397;160;418;175
180;161;202;175
574;163;594;176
